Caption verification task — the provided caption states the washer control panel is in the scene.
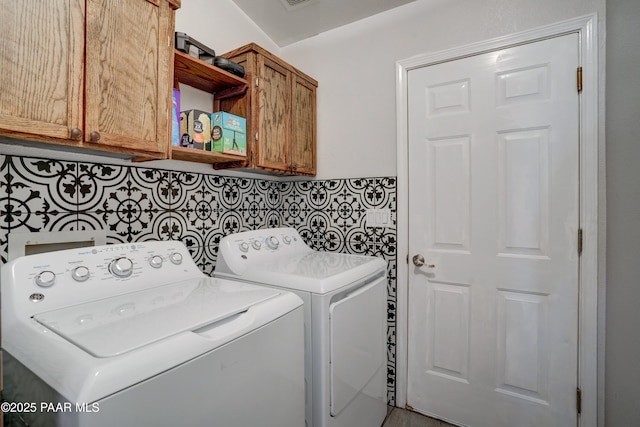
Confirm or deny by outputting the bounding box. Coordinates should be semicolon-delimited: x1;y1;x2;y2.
3;241;202;314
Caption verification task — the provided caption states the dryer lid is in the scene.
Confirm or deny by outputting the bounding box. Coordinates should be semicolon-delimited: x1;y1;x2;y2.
32;278;279;357
220;251;386;294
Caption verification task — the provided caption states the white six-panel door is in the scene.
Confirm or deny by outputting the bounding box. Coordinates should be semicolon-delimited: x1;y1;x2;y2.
407;33;580;427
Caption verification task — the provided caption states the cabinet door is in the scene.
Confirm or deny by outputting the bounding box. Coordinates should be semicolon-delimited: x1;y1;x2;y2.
0;0;84;141
85;0;172;156
291;75;316;175
255;55;291;172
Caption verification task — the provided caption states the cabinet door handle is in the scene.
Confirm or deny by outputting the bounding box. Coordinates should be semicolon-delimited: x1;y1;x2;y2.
89;131;101;143
70;128;83;141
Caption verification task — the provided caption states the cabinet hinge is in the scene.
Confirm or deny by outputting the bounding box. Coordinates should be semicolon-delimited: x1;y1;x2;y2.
577;67;583;93
576;387;582;414
578;228;583;256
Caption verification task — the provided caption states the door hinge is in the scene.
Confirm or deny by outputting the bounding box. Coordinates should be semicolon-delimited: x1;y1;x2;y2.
576;387;582;414
577;67;583;93
578;228;583;255
406;254;409;264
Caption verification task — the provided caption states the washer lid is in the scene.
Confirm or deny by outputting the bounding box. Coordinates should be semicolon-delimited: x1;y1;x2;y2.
32;278;279;357
224;252;386;294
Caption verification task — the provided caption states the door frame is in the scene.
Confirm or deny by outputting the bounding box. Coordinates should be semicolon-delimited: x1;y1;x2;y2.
395;14;603;427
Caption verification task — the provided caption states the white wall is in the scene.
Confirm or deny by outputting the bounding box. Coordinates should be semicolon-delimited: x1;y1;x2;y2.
175;0;280;57
605;0;640;425
281;0;604;179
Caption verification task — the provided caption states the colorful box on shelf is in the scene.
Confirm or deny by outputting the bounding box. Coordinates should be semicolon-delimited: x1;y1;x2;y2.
210;111;246;156
180;109;211;150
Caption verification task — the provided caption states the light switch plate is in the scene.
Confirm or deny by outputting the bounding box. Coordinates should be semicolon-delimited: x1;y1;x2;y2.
365;209;391;228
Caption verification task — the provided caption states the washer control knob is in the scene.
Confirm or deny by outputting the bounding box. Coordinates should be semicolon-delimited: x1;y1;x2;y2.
149;255;164;269
35;270;56;288
71;266;90;282
266;236;279;250
169;252;183;265
251;240;262;250
239;242;250;253
283;235;292;245
109;257;134;278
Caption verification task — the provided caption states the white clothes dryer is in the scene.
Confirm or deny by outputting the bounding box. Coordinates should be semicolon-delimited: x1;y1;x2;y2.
1;240;304;427
215;227;388;427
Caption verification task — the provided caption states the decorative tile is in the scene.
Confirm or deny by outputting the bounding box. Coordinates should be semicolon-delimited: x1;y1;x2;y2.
169;170;202;209
174;173;223;241
218;210;244;235
129;167;173;211
76;162;128;212
8;157;78;212
257;180;281;210
279;183;311;228
219;176;252;210
0;155;399;405
76;212;108;232
1;157;81;252
0;155;8;263
166;211;206;248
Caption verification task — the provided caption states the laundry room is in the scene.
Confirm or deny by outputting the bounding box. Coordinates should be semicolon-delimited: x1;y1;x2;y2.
1;0;638;426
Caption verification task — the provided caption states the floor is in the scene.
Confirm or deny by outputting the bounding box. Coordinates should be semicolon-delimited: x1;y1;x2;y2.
383;407;457;427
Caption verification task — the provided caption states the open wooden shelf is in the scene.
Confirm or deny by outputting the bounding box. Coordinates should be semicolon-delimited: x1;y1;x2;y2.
171;50;249;165
173;50;247;93
170;146;247;164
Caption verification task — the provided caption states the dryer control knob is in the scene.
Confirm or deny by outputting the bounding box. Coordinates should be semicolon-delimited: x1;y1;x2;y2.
169;252;183;265
71;266;90;282
283;235;292;245
266;236;279;250
35;270;56;288
109;257;134;278
239;242;250;253
251;240;262;250
149;255;163;269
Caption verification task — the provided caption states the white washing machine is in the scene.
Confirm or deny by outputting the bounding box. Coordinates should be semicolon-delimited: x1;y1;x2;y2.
1;240;304;427
215;227;388;427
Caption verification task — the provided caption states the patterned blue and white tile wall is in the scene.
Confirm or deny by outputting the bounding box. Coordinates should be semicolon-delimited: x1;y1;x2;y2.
0;154;398;405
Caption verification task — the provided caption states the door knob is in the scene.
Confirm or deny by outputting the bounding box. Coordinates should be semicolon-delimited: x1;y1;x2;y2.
412;254;435;269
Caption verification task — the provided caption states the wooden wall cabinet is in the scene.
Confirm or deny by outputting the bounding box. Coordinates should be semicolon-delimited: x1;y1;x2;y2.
219;43;318;176
0;0;180;158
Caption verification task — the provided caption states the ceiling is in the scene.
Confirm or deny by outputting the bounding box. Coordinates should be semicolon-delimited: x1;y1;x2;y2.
230;0;416;47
